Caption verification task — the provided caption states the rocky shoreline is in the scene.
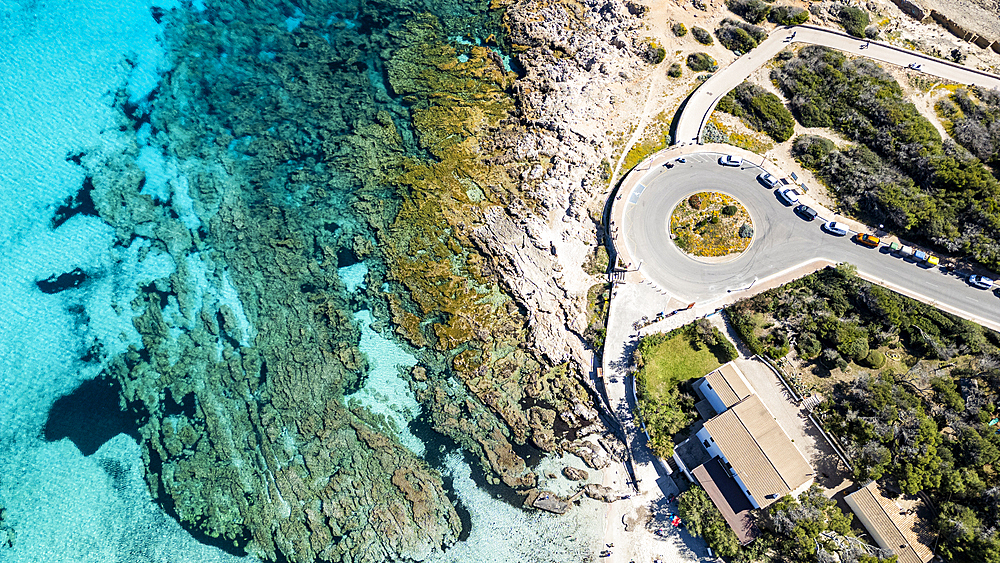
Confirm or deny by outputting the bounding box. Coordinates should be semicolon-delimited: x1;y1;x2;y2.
57;0;659;560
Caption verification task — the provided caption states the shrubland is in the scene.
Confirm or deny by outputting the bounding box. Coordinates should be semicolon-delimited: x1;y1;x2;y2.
773;46;1000;269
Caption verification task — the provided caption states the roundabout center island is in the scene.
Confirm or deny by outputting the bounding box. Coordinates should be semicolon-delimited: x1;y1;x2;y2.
669;191;753;263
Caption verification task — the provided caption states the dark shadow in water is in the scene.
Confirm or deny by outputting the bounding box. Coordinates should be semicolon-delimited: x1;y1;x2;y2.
336;246;359;268
52;175;98;229
36;268;88;294
43;376;140;456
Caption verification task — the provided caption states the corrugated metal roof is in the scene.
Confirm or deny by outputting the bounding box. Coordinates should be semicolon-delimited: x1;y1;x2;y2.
845;483;933;563
703;363;753;409
702;395;812;508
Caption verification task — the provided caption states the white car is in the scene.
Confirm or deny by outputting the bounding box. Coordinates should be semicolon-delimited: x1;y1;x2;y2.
822;221;849;236
777;187;800;205
969;275;994;290
758;172;780;188
719;155;743;167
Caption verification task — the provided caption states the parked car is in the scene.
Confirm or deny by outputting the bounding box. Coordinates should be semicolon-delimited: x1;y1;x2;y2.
777;187;800;205
855;233;880;247
969;274;995;290
757;172;780;188
822;221;849;236
719;155;743;167
794;204;817;221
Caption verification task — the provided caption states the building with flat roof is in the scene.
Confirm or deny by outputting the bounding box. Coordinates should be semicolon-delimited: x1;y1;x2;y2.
845;482;934;563
674;361;814;544
696;394;813;509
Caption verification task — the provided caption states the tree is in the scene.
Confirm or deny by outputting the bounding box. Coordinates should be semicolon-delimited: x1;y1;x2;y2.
769;5;809;25
727;0;770;24
692;26;714;45
839;6;870;37
678;486;740;557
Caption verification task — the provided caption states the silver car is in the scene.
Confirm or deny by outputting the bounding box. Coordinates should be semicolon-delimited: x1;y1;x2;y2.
777;188;799;205
719;155;743;167
969;275;994;290
822;221;849;236
758;172;780;188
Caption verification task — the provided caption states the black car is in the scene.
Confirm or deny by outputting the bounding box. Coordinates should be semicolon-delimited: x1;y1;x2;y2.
794;204;817;221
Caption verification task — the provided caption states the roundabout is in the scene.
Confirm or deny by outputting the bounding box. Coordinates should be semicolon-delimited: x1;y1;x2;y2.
609;145;1000;328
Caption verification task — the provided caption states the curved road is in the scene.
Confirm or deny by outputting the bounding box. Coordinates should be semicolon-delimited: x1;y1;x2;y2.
675;24;1000;145
614;148;1000;331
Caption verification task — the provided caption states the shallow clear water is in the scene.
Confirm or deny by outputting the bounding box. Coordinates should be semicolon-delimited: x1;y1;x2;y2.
0;0;605;560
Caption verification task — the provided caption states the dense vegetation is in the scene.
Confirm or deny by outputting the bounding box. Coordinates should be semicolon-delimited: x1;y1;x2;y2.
773;46;1000;270
716;18;767;54
727;265;1000;562
678;485;740;557
692;26;713;45
717;81;796;142
727;0;770;24
687;52;717;72
679;481;899;563
667;62;682;78
938;87;1000;169
634;319;737;457
758;486;899;563
672;22;687;37
839;6;870;37
769;5;809;25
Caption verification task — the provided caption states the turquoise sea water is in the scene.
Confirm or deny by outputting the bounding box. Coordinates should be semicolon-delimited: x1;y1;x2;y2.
0;0;604;560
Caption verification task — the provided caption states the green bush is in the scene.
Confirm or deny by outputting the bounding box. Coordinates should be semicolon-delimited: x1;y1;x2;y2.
678;486;740;557
739;223;753;238
716;82;795;142
797;336;822;359
717;25;756;53
716;18;767;53
667;62;682;78
769;5;809;25
645;41;667;65
727;0;770;24
721;205;738;216
791;135;836;168
862;349;886;369
839;6;870;37
672;22;688;37
691;26;713;45
686;52;717;72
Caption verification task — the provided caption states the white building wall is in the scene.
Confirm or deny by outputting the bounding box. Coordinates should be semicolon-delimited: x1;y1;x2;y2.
697;378;728;415
695;427;760;509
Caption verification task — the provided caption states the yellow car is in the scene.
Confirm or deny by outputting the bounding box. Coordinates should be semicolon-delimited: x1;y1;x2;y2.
855;233;880;248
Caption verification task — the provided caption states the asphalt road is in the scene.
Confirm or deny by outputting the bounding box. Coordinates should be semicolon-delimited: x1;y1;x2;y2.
674;25;1000;145
620;152;1000;326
